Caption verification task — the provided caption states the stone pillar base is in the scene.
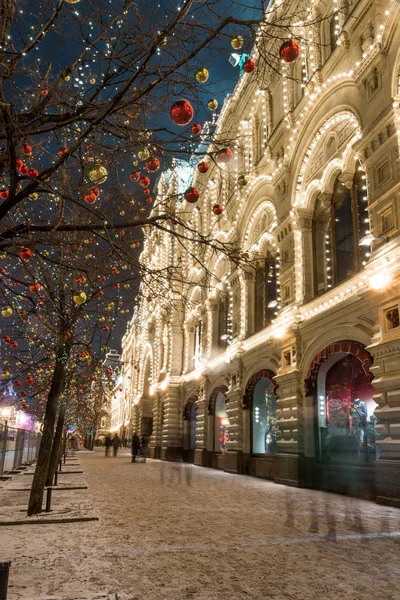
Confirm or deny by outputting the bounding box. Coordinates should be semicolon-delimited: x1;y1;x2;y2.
148;446;161;459
274;453;299;487
223;450;243;474
375;459;400;505
161;446;183;462
194;449;210;467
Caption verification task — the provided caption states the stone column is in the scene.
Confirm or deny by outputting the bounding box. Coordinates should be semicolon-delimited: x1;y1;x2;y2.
224;386;244;473
245;270;255;337
273;369;303;487
295;207;315;303
149;392;163;459
368;338;400;504
161;384;183;461
194;376;210;467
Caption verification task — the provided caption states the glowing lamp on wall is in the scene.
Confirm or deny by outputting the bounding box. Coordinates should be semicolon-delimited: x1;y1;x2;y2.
369;271;391;290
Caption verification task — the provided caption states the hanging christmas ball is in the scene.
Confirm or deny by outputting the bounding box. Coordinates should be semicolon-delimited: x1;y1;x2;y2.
161;36;168;46
29;193;38;200
19;248;32;261
73;291;87;305
279;40;300;63
147;296;153;302
22;145;32;155
184;187;200;203
143;188;150;195
145;157;160;172
102;326;110;332
0;189;9;199
3;337;10;343
191;123;202;134
26;377;34;384
84;192;97;205
88;164;108;184
130;171;140;182
213;204;224;215
243;59;255;73
197;161;209;174
91;187;100;197
138;148;150;161
195;67;209;83
207;98;218;111
10;341;18;348
28;169;39;178
217;148;233;164
29;283;41;293
19;165;29;175
139;176;150;188
170;99;194;126
15;381;21;387
41;89;48;96
231;35;244;50
146;197;153;203
238;175;248;187
65;0;80;3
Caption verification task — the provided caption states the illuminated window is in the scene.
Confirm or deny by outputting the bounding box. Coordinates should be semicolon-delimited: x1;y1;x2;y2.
214;392;228;452
254;251;278;333
252;378;278;455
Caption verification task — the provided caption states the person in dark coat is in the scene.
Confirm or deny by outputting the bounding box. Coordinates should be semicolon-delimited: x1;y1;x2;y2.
131;432;141;463
104;434;112;457
112;434;121;457
141;434;149;462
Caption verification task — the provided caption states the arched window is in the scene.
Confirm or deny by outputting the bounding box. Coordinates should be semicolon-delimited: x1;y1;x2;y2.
214;392;228;452
313;167;369;296
218;291;229;349
193;320;202;369
254;250;278;332
329;16;338;54
252;377;278;455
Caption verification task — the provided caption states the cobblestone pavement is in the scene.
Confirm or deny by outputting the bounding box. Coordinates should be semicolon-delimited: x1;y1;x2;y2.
2;449;400;600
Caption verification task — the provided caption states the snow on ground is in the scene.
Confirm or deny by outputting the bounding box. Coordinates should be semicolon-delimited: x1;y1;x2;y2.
1;449;400;600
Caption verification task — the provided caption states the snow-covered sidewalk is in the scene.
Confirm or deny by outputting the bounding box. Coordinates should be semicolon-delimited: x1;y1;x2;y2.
1;449;400;599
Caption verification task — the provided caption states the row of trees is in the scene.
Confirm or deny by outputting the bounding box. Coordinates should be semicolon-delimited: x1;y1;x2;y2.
0;0;335;513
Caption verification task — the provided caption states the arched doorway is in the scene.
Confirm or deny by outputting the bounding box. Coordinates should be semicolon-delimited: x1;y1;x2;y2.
243;370;278;480
208;386;229;469
304;341;377;497
183;396;197;462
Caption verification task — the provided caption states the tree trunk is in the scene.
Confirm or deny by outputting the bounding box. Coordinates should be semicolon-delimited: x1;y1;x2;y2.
45;403;66;487
27;352;66;515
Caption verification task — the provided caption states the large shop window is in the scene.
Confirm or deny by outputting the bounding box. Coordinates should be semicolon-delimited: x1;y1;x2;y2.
214;392;228;452
317;353;377;463
313;168;368;296
254;251;278;333
252;378;278;454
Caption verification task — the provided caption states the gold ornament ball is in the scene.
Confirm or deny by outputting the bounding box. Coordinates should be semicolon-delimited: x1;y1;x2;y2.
29;193;39;200
238;175;248;187
73;291;87;305
207;98;218;111
65;0;80;3
89;77;96;84
195;67;209;83
1;307;13;318
231;35;244;50
138;148;150;161
64;75;71;81
161;36;168;46
88;164;108;184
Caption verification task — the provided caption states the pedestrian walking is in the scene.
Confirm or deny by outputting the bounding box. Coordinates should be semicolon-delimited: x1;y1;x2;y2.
112;433;121;457
141;434;149;462
131;432;140;463
104;434;112;458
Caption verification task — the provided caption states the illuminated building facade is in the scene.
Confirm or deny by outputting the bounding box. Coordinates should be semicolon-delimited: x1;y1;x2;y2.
119;0;400;501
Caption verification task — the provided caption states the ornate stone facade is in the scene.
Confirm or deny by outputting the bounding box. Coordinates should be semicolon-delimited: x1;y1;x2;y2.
116;0;400;503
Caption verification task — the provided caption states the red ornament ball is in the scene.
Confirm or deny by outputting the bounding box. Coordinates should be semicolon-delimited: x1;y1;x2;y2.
16;159;23;169
145;157;160;172
212;204;224;215
19;248;32;261
184;187;200;203
0;189;9;199
147;296;153;302
28;169;39;178
91;187;100;197
3;336;10;343
143;188;150;195
102;326;110;332
243;59;255;73
19;165;29;175
29;283;41;293
15;381;21;387
10;341;18;348
130;171;140;182
217;148;233;164
146;197;153;203
279;40;300;63
84;192;97;204
26;377;34;384
139;176;150;188
170;99;194;126
22;145;32;155
197;161;209;174
41;89;48;96
191;123;202;134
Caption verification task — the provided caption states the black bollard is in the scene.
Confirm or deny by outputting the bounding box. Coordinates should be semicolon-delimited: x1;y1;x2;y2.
0;561;11;600
53;469;58;486
45;487;52;513
58;459;62;472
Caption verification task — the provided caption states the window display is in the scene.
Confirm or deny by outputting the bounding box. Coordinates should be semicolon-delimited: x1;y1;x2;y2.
214;392;228;452
252;378;278;454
